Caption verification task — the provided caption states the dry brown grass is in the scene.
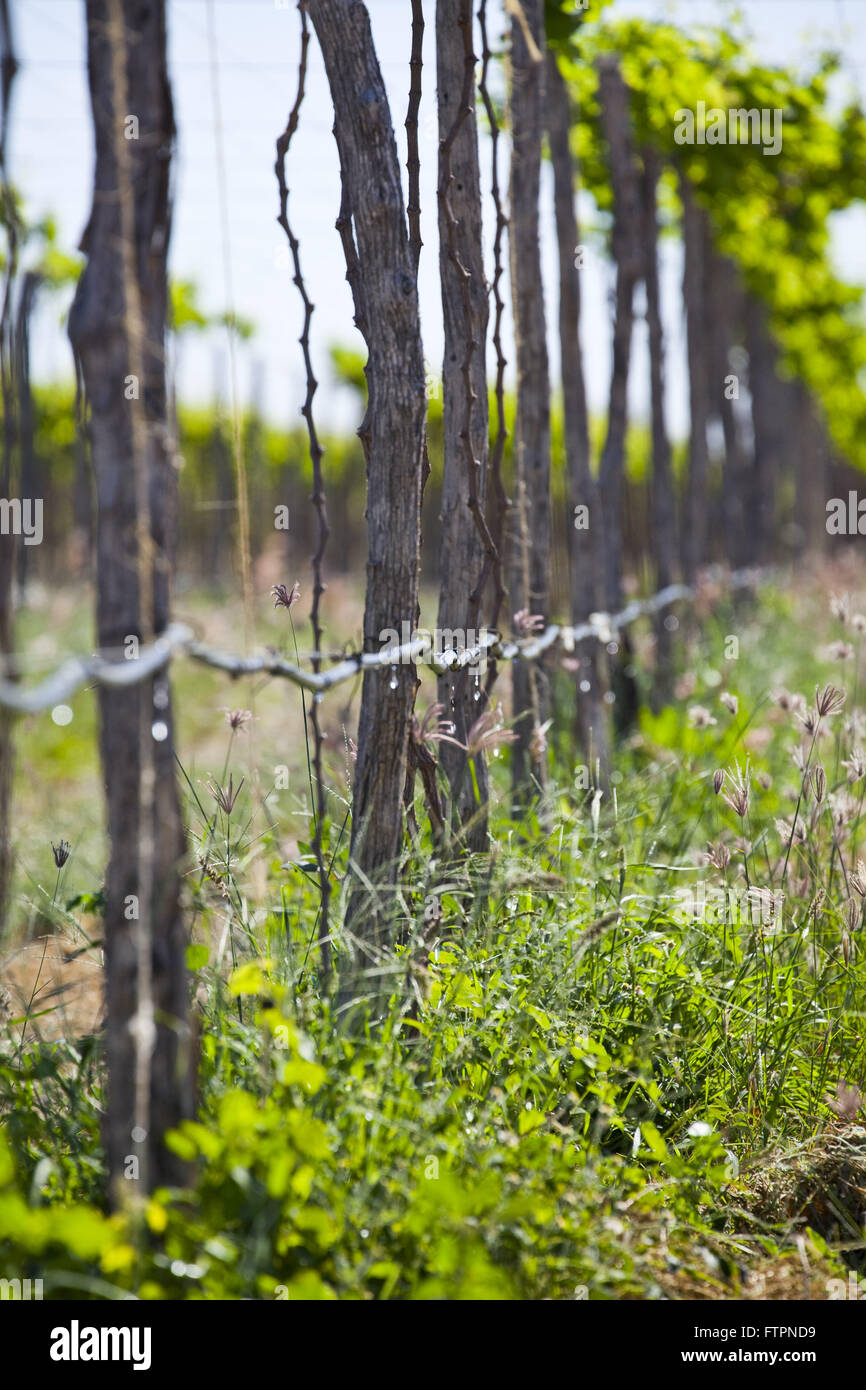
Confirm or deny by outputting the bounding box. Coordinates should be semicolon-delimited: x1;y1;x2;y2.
1;929;104;1042
739;1123;866;1250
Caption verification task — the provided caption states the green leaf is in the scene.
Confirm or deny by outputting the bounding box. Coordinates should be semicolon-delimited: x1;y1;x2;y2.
518;1108;546;1136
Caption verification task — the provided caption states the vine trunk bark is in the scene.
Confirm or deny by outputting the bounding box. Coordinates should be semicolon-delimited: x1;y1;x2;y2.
546;48;609;778
641;147;677;705
597;58;642;729
705;237;751;570
508;0;551;803
746;296;784;564
0;0;18;930
436;0;490;849
680;176;710;583
308;0;427;1007
68;0;193;1201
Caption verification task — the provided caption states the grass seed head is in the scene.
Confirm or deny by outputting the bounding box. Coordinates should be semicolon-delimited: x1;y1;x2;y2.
271;581;301;611
51;839;71;868
816;683;846;718
722;761;750;818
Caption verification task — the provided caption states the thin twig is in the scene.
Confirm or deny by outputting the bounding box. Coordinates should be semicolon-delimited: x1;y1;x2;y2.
406;0;424;277
477;0;508;643
275;0;332;981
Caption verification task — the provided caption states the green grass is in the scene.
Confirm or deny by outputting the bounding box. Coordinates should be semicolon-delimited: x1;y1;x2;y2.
1;571;865;1299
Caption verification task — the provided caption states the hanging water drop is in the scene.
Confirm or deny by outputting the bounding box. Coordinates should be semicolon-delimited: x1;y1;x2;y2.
473;671;481;702
389;665;398;691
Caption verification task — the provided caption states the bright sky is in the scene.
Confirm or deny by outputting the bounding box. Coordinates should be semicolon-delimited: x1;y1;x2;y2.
12;0;866;441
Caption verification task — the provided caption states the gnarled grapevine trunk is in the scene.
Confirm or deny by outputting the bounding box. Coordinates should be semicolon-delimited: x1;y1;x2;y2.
14;270;40;595
68;0;192;1201
705;237;750;570
641;147;677;703
680;176;710;583
597;58;641;613
597;58;641;729
308;0;427;1001
508;0;551;800
746;296;783;563
436;0;490;849
795;382;828;558
546;48;608;775
0;0;18;930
